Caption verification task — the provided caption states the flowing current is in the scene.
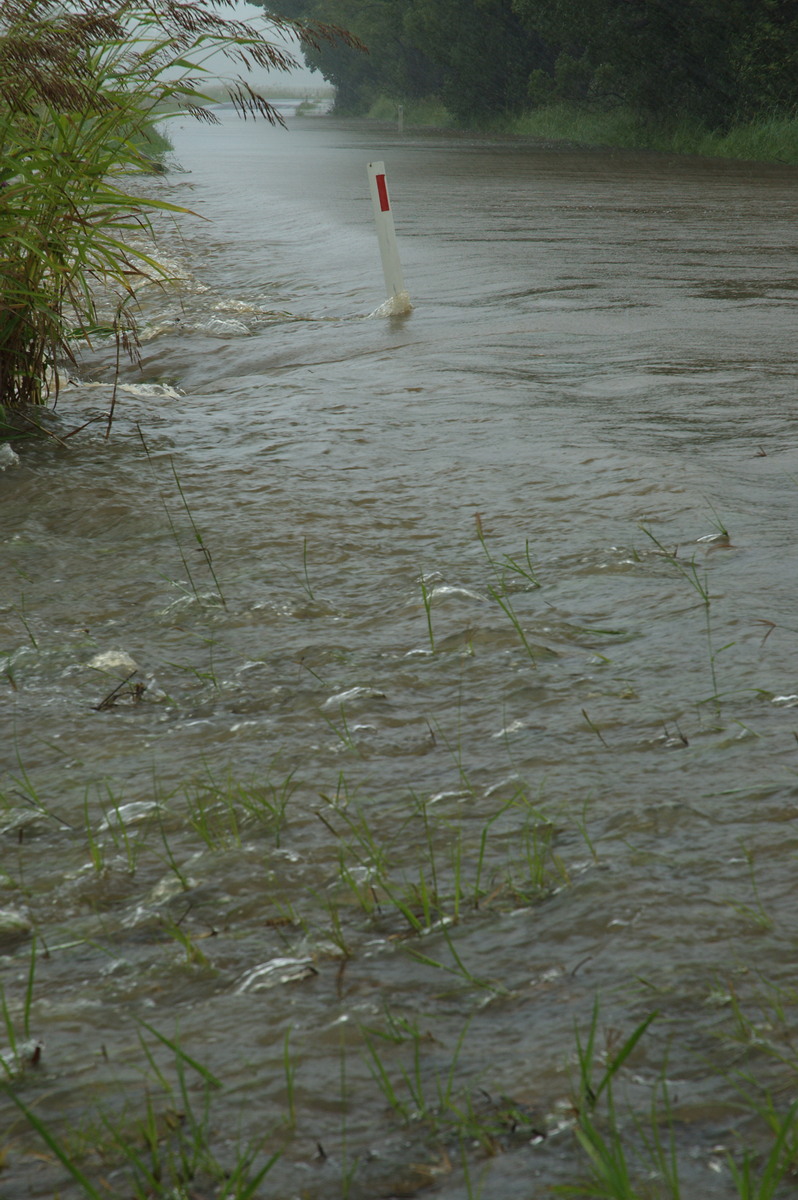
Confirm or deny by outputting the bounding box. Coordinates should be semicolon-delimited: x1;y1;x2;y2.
2;110;798;1198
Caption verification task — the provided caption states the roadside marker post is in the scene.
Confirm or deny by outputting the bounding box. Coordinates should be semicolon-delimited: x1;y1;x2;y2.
367;160;412;315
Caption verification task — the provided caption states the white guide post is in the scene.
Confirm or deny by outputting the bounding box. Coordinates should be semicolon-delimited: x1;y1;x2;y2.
367;160;412;315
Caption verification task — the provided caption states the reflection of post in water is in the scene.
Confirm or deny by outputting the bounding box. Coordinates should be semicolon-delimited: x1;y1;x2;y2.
367;160;412;315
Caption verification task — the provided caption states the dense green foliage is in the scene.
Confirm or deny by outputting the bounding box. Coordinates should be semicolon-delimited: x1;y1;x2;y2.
257;0;798;129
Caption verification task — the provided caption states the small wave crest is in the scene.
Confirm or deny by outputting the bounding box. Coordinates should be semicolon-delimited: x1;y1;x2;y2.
75;380;184;399
367;291;413;318
0;444;21;470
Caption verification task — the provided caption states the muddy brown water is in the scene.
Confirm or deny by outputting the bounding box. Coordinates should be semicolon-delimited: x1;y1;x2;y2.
2;112;798;1198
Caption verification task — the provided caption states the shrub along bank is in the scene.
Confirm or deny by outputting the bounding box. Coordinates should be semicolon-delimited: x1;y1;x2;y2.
365;96;798;164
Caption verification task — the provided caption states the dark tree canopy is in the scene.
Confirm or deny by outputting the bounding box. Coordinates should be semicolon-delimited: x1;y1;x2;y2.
257;0;798;128
271;0;441;113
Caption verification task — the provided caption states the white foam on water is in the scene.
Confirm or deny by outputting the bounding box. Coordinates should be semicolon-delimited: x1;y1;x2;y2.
235;957;315;993
322;686;386;709
0;444;21;470
119;382;184;398
89;651;139;675
98;801;160;830
76;380;184;399
200;316;250;336
367;290;413;318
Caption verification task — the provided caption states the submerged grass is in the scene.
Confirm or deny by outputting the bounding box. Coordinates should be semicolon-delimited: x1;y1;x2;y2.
4;752;798;1197
8;1025;280;1199
0;937;38;1080
2;478;797;1195
138;424;227;609
317;785;568;938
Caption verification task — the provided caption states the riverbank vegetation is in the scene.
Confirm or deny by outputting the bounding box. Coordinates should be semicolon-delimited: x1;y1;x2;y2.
0;0;359;420
266;0;798;163
365;98;798;165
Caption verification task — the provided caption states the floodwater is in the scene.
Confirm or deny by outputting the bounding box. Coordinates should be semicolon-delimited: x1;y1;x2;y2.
2;110;798;1198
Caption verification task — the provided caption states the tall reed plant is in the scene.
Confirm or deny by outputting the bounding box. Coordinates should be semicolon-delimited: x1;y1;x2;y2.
0;0;360;419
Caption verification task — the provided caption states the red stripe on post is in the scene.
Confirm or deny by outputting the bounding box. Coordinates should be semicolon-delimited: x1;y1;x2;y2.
375;174;390;212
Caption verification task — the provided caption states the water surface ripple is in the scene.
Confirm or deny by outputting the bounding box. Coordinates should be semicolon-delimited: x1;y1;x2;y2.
2;114;798;1198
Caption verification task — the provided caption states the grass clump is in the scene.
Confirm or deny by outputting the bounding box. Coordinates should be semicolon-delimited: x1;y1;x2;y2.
8;1023;281;1199
361;94;798;164
366;94;454;128
696;115;798;164
510;103;658;149
506;103;798;164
